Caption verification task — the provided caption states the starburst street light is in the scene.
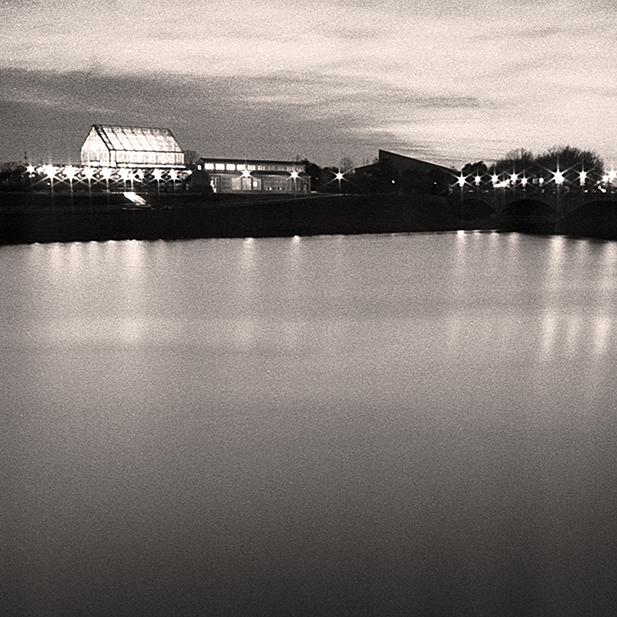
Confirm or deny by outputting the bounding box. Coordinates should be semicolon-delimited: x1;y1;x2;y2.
83;167;95;208
335;171;344;193
64;165;77;208
457;175;465;188
491;174;499;186
474;175;482;186
554;170;564;185
579;170;587;186
43;164;57;178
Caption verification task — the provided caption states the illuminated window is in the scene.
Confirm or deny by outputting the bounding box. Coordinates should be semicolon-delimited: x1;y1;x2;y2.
204;163;214;170
226;163;236;171
215;163;225;171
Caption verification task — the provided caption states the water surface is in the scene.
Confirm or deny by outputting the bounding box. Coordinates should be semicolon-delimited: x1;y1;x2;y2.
3;232;617;616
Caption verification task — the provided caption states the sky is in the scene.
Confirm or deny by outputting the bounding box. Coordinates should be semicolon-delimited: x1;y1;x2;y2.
2;0;617;170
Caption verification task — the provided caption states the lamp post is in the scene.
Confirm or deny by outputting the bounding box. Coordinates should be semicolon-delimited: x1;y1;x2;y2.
169;169;178;192
491;174;500;213
119;168;130;192
290;170;299;198
609;169;616;216
153;168;163;198
101;168;112;207
64;165;77;211
335;171;343;193
457;174;465;219
44;164;56;209
83;167;94;209
554;169;565;217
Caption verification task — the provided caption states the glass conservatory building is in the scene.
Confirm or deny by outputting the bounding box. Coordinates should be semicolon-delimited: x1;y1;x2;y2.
80;125;185;168
196;158;310;194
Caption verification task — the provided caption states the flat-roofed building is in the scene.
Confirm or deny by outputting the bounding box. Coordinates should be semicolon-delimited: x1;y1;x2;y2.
80;125;184;168
195;157;310;194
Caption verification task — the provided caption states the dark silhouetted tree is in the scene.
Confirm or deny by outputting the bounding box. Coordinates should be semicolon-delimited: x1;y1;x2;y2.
183;150;200;166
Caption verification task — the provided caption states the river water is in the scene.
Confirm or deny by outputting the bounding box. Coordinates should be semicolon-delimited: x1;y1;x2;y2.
3;232;617;616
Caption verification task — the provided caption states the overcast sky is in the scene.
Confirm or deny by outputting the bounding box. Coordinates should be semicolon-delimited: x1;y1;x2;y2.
2;0;617;169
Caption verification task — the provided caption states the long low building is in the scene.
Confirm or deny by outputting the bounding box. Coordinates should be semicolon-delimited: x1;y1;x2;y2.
193;157;310;194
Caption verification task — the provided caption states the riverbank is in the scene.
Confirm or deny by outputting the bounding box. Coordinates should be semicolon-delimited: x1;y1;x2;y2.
0;191;494;244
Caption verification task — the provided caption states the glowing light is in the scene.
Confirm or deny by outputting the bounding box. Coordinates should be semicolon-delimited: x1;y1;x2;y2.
538;177;545;186
43;164;57;178
135;169;145;180
169;169;178;181
26;165;35;175
335;172;344;181
152;169;163;181
609;169;616;181
83;167;95;180
63;165;77;180
241;169;251;178
457;175;465;188
511;172;518;182
521;177;528;187
554;171;564;184
123;192;147;206
290;171;299;179
602;174;609;183
474;175;482;185
491;174;499;185
101;168;112;180
579;170;587;185
119;168;131;181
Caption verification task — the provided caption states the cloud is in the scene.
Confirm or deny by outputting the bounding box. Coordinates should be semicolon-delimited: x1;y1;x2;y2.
2;0;617;166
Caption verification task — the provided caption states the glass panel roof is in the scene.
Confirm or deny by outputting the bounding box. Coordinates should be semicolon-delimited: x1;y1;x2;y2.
94;125;182;153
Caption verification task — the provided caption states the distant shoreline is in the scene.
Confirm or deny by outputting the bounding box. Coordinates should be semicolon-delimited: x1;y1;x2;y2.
1;191;615;244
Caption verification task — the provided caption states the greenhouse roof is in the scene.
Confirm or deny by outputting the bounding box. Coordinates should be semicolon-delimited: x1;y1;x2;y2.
92;125;183;153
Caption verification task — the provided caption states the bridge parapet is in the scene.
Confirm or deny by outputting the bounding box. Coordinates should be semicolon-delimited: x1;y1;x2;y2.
462;186;617;216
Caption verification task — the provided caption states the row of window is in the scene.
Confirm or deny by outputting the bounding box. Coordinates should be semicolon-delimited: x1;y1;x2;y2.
200;162;302;173
209;173;310;193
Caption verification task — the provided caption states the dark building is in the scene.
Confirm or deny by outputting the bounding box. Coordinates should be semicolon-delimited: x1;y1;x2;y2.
193;157;310;194
354;150;457;194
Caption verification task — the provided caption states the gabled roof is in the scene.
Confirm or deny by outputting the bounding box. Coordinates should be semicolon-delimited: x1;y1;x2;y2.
91;125;183;153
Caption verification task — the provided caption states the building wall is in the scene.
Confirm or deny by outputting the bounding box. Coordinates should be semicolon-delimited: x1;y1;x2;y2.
197;158;310;194
80;126;185;168
80;129;111;167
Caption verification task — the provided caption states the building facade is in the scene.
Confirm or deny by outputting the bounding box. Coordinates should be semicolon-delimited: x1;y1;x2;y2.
80;125;185;168
354;150;457;193
195;158;310;194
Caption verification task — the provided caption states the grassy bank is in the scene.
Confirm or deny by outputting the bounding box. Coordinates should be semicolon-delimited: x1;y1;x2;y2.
0;192;490;244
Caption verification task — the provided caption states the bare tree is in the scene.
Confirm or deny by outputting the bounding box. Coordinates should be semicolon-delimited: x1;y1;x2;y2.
183;150;201;166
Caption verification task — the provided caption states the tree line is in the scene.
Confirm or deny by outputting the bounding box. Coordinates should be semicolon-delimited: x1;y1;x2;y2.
462;146;606;188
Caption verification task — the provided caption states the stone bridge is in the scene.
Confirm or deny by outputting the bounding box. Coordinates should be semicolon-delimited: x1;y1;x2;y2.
460;186;617;218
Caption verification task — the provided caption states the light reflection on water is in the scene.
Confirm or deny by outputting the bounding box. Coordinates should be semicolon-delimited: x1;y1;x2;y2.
4;232;617;616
